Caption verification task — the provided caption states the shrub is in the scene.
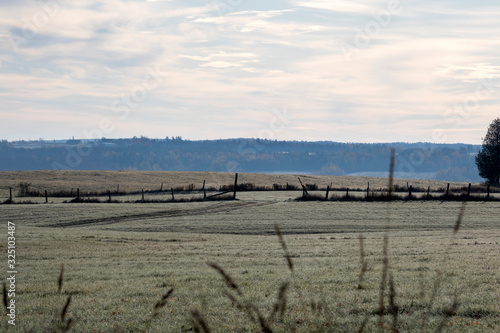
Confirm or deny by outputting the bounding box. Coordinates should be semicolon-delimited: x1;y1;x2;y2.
18;182;40;197
305;183;318;191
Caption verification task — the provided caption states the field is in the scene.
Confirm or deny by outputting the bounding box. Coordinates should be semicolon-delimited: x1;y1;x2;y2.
0;170;484;195
0;172;499;332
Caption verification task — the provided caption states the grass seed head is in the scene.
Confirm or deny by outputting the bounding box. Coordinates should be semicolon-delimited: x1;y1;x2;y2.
61;295;71;322
190;309;211;333
58;264;64;293
207;262;243;296
387;149;395;200
454;202;467;234
274;223;294;273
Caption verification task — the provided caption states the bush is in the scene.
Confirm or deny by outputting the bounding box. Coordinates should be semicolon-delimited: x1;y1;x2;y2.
18;182;40;197
305;183;318;191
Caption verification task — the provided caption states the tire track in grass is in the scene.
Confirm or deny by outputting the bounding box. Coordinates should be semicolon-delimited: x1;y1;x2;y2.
42;201;276;228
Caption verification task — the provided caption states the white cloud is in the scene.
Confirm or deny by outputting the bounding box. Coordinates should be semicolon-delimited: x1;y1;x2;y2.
435;63;500;81
0;0;499;144
292;0;380;13
201;61;243;68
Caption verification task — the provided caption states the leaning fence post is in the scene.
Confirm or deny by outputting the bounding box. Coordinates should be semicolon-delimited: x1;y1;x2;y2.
298;177;309;197
203;180;207;199
233;173;238;199
325;185;330;200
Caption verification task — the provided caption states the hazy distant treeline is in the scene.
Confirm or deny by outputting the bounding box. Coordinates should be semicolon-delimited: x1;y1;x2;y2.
0;138;481;182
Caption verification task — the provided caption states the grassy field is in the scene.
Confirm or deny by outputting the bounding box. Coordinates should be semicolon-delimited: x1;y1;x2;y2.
0;170;487;196
1;185;499;332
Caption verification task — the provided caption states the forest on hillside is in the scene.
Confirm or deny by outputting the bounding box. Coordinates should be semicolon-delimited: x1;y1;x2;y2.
0;138;482;182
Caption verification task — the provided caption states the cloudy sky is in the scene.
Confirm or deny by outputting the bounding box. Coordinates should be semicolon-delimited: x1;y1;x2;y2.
1;0;500;144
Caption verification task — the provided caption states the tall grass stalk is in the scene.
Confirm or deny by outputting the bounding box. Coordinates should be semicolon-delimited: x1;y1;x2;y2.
421;201;466;332
274;222;294;273
58;264;64;293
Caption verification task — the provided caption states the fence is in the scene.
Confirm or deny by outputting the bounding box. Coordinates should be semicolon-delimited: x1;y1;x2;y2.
2;175;500;204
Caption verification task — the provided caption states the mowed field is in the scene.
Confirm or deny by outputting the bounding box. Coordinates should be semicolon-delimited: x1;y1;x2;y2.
0;171;499;332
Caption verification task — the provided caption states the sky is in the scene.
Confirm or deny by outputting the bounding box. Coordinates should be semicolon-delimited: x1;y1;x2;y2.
1;0;500;144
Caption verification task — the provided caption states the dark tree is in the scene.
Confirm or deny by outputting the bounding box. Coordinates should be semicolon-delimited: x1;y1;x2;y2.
476;118;500;184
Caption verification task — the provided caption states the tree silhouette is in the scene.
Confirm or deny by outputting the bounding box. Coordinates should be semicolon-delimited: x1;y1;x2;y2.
475;118;500;184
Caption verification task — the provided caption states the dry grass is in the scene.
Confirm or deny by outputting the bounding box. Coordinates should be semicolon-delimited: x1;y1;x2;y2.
0;167;498;332
0;170;485;198
1;197;499;331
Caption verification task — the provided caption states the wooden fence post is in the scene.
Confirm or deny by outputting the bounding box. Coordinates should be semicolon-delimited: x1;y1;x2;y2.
171;188;175;201
487;184;490;199
77;188;80;202
367;182;370;197
427;186;430;198
325;185;330;200
9;187;12;202
233;173;238;199
409;185;412;198
142;189;145;202
467;183;471;198
117;184;120;193
346;188;349;198
446;183;450;197
45;190;48;203
108;190;111;202
298;177;309;197
203;180;207;199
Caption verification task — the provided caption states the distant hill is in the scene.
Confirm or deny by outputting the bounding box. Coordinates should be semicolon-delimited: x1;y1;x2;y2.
0;137;482;183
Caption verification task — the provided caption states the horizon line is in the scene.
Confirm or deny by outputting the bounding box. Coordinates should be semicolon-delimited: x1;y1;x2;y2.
2;137;482;146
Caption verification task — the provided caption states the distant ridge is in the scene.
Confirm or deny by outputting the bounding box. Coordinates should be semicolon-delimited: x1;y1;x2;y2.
0;137;482;183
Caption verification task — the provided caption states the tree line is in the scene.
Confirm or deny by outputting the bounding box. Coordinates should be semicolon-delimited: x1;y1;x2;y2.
0;138;483;183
